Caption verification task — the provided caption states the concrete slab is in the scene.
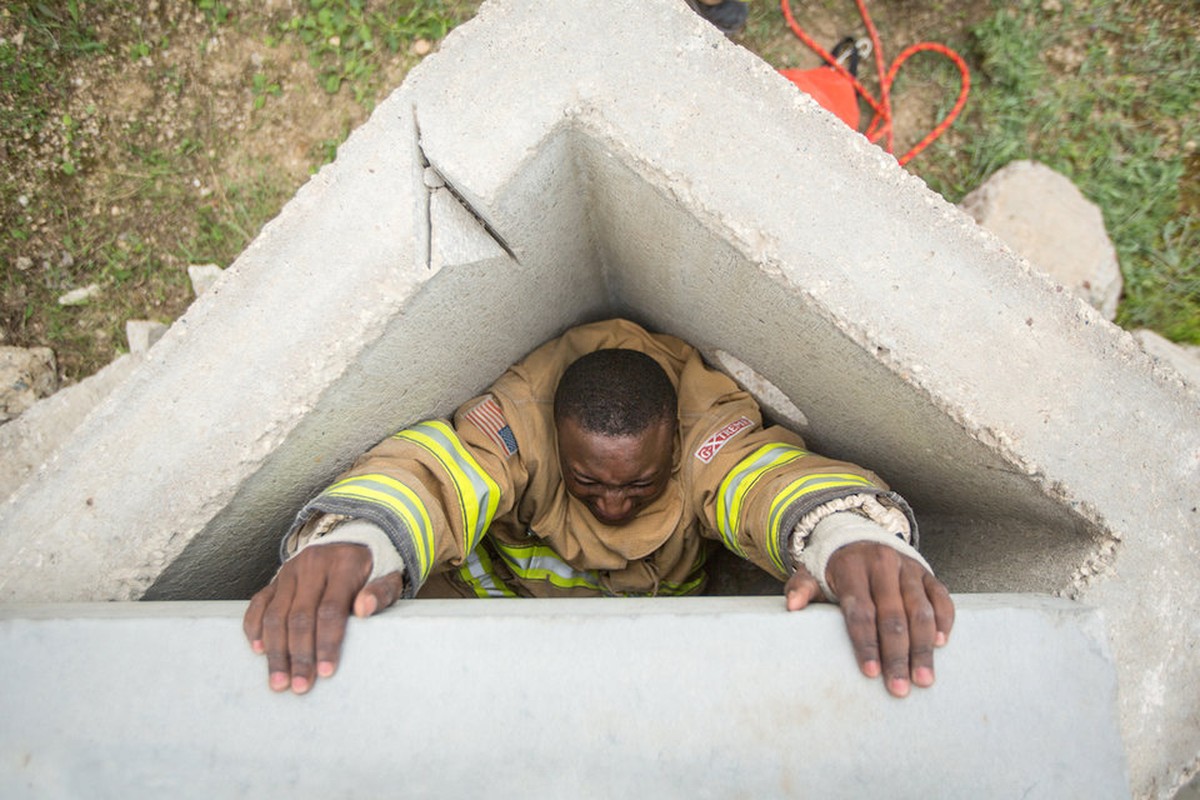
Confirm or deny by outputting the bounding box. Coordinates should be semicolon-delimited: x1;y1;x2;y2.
0;595;1129;799
0;0;1196;794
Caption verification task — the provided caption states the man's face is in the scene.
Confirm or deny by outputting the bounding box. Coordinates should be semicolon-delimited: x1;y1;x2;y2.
556;416;675;526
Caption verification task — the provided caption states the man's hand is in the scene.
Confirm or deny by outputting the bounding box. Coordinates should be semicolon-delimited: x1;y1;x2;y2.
242;543;404;694
783;541;954;698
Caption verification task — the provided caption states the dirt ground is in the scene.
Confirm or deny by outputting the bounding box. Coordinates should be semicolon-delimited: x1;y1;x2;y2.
1;1;447;381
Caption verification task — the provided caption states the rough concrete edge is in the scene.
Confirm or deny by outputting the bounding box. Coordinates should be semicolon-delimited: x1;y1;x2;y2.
0;354;143;504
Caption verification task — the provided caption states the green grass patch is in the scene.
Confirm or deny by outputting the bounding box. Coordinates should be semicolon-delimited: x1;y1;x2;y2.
276;0;476;103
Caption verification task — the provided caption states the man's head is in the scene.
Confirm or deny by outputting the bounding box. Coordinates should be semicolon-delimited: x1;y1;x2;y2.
554;349;677;526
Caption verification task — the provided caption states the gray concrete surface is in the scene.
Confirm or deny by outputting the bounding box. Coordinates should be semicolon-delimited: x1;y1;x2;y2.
0;0;1196;795
0;595;1129;799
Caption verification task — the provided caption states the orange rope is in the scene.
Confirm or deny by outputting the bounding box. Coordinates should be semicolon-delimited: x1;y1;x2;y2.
779;0;970;166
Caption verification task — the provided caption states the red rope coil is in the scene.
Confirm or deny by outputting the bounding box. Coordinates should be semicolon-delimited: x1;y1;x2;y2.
780;0;971;166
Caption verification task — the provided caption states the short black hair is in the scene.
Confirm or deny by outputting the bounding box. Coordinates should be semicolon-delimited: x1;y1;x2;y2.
554;349;677;437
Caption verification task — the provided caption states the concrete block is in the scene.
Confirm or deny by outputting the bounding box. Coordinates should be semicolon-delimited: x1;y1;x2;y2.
0;595;1129;799
0;0;1196;793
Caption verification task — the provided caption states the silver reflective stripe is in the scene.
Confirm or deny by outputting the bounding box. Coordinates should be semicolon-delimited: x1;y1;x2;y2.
494;542;603;591
458;549;517;598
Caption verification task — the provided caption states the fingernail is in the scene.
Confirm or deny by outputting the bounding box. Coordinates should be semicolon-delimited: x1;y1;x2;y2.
318;661;335;678
291;676;310;694
913;666;934;687
862;660;880;678
269;672;289;692
251;639;264;654
935;631;948;647
889;677;911;697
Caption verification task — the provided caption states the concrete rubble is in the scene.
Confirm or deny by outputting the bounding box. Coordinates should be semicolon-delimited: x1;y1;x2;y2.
124;320;169;355
187;263;225;297
0;0;1197;796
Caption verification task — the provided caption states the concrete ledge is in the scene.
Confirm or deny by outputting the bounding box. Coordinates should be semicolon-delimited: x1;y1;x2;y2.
0;595;1128;798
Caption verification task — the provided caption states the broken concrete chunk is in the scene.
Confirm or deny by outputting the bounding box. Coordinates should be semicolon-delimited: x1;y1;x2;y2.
960;160;1123;320
187;263;225;297
0;346;58;423
1133;329;1200;388
125;320;169;355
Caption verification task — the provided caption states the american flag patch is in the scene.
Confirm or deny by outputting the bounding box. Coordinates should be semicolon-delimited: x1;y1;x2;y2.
694;416;755;463
464;395;518;458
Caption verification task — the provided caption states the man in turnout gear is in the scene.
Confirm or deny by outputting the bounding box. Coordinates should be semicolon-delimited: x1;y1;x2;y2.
244;319;954;697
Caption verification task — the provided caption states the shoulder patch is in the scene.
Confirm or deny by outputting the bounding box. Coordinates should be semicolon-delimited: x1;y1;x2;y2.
464;395;519;458
694;416;755;464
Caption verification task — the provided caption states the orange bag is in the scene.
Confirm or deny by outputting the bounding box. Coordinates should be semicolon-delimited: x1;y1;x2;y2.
778;65;861;129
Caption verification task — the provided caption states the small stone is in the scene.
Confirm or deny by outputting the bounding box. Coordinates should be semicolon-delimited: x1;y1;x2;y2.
423;166;446;189
188;263;225;297
15;256;33;272
960;160;1122;320
17;195;28;207
0;345;58;422
125;320;169;355
412;38;433;56
58;284;102;306
60;251;75;268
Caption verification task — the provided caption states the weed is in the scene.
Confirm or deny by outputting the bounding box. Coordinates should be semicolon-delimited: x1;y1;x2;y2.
198;0;232;28
251;71;283;109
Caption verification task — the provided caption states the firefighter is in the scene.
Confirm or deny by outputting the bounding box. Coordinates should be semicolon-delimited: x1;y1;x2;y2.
245;319;953;697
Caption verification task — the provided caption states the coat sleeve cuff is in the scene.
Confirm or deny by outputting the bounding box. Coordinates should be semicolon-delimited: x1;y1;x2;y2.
296;519;407;583
790;510;930;601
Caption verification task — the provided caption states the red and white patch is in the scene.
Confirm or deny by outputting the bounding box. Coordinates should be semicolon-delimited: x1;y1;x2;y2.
694;416;755;463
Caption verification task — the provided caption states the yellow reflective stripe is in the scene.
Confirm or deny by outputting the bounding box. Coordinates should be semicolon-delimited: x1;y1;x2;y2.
657;573;706;596
394;421;501;556
716;444;809;556
493;541;603;591
658;547;708;596
457;547;517;598
765;473;875;572
323;474;434;581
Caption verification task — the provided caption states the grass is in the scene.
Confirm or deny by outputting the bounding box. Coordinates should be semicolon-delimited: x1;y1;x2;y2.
276;0;468;102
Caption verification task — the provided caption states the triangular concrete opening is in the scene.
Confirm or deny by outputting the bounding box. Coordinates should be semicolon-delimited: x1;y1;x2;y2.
144;119;1103;601
1;0;1196;793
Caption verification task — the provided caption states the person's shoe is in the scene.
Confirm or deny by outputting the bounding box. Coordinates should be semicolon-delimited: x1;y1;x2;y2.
687;0;749;37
